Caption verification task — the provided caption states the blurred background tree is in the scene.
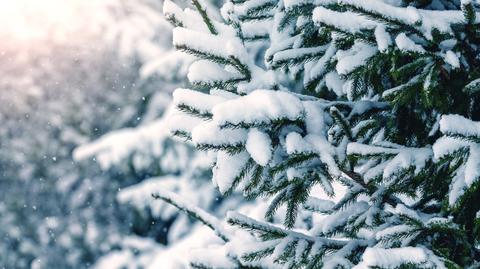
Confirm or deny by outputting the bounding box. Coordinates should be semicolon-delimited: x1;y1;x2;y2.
0;0;196;268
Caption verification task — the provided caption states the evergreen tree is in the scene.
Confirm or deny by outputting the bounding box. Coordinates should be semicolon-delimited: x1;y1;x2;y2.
73;0;246;268
156;0;480;267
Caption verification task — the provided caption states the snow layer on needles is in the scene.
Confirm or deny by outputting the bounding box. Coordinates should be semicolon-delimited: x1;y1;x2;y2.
188;60;242;85
213;151;251;194
164;0;233;35
164;0;205;32
339;0;480;40
305;134;340;177
304;101;328;135
189;245;237;268
303;44;336;86
439;114;480;137
336;42;378;75
169;111;203;135
383;148;432;178
316;202;369;234
432;136;469;160
395;33;425;53
192;121;247;146
449;166;467;206
284;0;336;10
173;27;244;59
286;132;313;154
375;225;415;242
374;25;392;52
221;0;276;19
340;0;420;25
354;247;427;269
433;115;480;193
148;226;222;269
73;118;170;169
118;176;181;219
325;72;344;96
272;46;328;67
212;90;304;126
444;51;460;69
313;7;377;33
464;144;480;186
246;128;272;166
173;88;226;114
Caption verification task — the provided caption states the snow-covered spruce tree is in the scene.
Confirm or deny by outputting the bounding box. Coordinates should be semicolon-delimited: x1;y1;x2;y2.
72;1;248;268
156;0;480;267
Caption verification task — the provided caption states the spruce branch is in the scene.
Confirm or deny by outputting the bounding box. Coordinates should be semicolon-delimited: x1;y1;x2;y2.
171;130;193;140
177;103;214;119
330;106;353;140
226;211;349;248
152;190;230;242
462;0;477;25
196;143;246;154
191;0;218;35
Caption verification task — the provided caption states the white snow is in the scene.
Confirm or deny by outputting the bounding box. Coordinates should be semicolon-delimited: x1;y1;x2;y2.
325;72;345;96
449;165;467;206
212;90;304;126
375;224;415;243
173;88;226;115
169;111;204;135
444;50;460;69
163;0;207;32
241;20;272;40
395;33;426;53
354;247;428;269
383;147;432;179
213;151;251;194
285;132;313;154
188;60;242;85
284;0;336;10
173;27;244;60
336;42;378;75
221;0;275;20
73;117;172;170
118;176;181;219
303;44;336;86
348;143;432;179
338;0;420;26
245;128;272;166
304;196;334;213
316;202;369;234
338;0;480;40
303;101;328;136
465;144;480;187
439;114;480;137
464;79;480;93
374;25;392;52
192;121;247;146
272;46;328;67
432;136;469;160
393;204;422;221
313;7;377;33
305;134;341;177
189;245;237;268
347;142;398;156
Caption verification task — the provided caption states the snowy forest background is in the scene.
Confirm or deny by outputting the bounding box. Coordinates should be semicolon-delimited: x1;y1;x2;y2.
1;0;215;267
3;0;480;268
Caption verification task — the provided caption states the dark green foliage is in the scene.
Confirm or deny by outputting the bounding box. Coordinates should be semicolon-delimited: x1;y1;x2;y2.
162;0;480;267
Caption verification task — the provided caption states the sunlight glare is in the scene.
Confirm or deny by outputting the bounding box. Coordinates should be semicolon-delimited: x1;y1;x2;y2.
0;0;107;43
